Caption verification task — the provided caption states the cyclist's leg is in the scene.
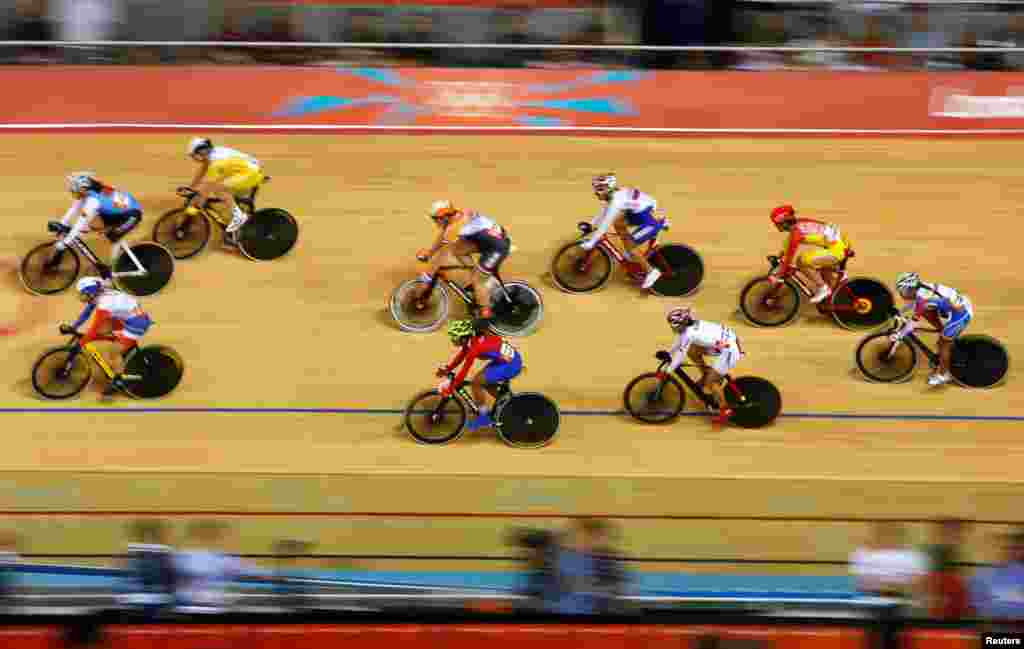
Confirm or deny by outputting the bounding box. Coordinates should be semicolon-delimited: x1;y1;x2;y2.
473;238;510;320
106;210;143;276
935;305;972;382
706;346;740;420
616;214;649;271
798;248;836;301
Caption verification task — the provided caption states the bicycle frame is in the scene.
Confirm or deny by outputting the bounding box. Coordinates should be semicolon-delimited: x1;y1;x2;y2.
422;264;512;306
59;227;147;279
766;254;867;313
579;221;671;276
66;335;141;383
655;357;745;410
882;314;942;367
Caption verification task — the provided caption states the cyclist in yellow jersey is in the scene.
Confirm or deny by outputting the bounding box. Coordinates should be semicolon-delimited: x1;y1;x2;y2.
185;138;265;246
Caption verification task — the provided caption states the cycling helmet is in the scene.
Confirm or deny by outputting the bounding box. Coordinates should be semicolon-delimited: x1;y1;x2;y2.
896;272;920;296
770;205;796;230
188;137;213;157
592;173;617;199
447;319;475;344
429;200;459;223
666;305;695;332
66;172;97;195
76;276;103;298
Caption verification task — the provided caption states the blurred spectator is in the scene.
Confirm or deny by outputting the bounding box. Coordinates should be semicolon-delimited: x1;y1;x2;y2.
397;12;447;67
175;520;268;613
553;518;627;615
508;527;559;612
733;11;787;71
959;29;1004;72
53;0;123;42
0;531;19;610
858;14;897;70
122;519;176;619
907;4;952;70
643;0;710;69
993;11;1024;71
490;6;538;68
210;1;258;64
272;538;317;609
924;519;972;620
789;12;851;70
586;519;629;614
850;521;927;600
971;529;1024;623
10;0;52;41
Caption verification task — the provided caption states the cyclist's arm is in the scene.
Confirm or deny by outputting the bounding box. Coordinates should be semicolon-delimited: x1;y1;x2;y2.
60;199;83;227
778;229;803;273
58;201;100;250
440;346;469;375
423;226;451;260
70;302;97;331
189;160;210;189
583;204;621;251
79;308;112;345
450;345;483;387
665;333;692;375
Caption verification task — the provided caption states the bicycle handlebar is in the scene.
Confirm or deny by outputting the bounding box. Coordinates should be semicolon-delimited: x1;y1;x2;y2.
48;221;70;235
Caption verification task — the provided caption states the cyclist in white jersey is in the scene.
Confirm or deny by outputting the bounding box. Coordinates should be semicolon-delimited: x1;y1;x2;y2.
892;272;974;386
658;305;744;425
584;173;667;290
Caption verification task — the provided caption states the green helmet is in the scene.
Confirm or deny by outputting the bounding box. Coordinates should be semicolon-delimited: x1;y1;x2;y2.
447;319;475;344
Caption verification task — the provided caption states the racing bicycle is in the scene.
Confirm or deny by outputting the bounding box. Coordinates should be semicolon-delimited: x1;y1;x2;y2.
623;351;782;429
390;263;544;337
32;327;185;400
739;253;893;330
153;185;299;262
550;220;704;297
403;373;560;448
855;309;1009;388
20;222;174;297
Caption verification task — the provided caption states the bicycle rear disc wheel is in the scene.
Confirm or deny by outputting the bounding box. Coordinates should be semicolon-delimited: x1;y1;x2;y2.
404;390;467;445
549;242;613;293
831;278;894;330
725;376;782;429
951;335;1010;388
495;393;560;448
114;243;174;297
123;346;184;399
489;281;544;337
389;279;450;333
239;208;300;261
622;372;686;423
855;332;918;383
739;277;801;327
648;244;704;297
20;242;80;296
31;347;92;399
152;208;212;260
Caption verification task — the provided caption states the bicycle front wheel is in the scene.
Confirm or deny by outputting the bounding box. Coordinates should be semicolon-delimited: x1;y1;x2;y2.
855;332;917;383
404;390;467;445
32;347;92;399
739;277;802;327
622;372;686;423
20;242;80;296
550;242;613;293
152;208;212;260
389;279;450;333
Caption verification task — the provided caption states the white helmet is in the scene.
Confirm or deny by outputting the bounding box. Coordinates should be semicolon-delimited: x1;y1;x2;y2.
66;171;96;195
666;305;694;331
75;276;103;298
188;137;213;156
895;272;920;296
592;173;617;198
429;200;458;222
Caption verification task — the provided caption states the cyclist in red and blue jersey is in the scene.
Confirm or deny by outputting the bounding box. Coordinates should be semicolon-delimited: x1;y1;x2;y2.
47;172;143;280
436;319;523;431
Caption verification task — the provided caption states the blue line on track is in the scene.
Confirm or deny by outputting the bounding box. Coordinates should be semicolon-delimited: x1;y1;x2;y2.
0;407;1020;422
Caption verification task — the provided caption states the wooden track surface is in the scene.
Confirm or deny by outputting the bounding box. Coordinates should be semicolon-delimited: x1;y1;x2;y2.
1;135;1022;530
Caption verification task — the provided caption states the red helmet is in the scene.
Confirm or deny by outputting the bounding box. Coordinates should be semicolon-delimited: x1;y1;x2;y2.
770;205;796;229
